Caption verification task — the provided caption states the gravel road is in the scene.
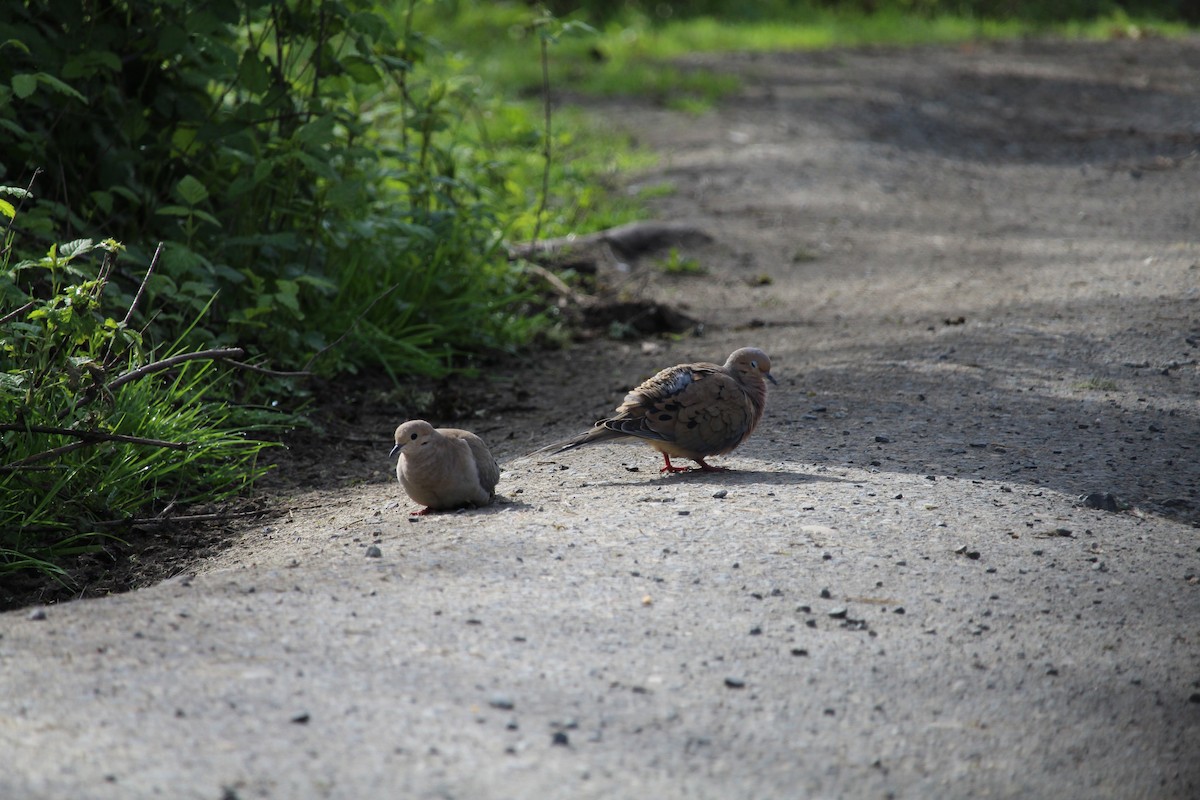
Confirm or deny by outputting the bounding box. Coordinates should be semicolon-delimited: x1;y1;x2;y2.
2;37;1198;800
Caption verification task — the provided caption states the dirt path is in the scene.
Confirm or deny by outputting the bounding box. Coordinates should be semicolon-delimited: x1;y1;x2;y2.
3;37;1199;799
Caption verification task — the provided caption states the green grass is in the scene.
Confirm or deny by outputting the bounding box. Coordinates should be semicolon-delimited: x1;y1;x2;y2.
1073;377;1121;392
411;2;1191;112
656;247;706;275
0;237;282;583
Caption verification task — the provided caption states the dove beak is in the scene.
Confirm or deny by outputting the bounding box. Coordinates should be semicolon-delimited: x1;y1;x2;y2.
389;443;400;458
767;372;778;386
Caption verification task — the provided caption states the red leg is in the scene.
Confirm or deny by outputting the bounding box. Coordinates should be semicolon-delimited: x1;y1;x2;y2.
694;458;729;472
659;453;691;473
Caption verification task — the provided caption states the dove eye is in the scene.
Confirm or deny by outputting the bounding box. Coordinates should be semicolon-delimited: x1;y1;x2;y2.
410;433;418;440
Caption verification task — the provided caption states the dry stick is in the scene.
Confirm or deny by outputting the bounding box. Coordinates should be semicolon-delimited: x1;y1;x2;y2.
0;423;190;450
107;347;246;391
301;281;400;372
223;360;312;379
92;500;340;528
0;439;91;470
101;241;163;366
528;31;553;249
1;169;41;250
0;430;190;472
0;300;35;327
122;242;162;328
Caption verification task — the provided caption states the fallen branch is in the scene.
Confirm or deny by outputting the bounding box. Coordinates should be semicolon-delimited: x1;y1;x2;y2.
0;300;35;327
508;220;713;261
223;360;312;379
0;427;191;471
0;423;190;451
107;347;246;391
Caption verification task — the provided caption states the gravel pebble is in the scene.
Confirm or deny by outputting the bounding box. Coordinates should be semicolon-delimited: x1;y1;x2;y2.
489;694;515;710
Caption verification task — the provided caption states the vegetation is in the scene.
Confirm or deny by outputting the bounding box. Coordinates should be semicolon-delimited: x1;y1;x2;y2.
1;0;1193;585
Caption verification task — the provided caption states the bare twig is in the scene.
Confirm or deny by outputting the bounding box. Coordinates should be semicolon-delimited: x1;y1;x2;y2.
92;508;273;527
0;426;191;471
0;440;91;470
530;30;553;249
524;263;583;304
107;347;246;391
92;500;341;528
302;282;400;372
223;360;312;379
121;242;163;328
0;423;190;450
0;300;35;327
2;169;41;249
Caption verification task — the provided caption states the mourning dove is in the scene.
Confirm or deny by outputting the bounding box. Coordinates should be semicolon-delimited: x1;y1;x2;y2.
391;420;500;513
539;347;776;473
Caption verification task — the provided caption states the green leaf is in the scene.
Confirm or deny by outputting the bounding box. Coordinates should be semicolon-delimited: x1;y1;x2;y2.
33;73;86;102
175;175;209;205
12;74;36;99
89;190;114;215
59;239;95;259
346;11;386;39
0;200;14;220
156;205;192;218
191;209;222;228
273;279;301;316
295;115;336;147
342;55;381;85
237;52;271;94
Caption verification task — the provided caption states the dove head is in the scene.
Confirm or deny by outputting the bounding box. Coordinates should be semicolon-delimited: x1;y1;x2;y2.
391;419;437;458
726;347;777;387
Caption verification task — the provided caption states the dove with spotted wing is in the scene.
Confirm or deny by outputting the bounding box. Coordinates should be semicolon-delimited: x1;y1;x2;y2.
391;420;500;513
539;347;776;473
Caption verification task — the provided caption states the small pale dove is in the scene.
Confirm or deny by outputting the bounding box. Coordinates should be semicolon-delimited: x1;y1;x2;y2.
538;347;776;473
391;420;500;514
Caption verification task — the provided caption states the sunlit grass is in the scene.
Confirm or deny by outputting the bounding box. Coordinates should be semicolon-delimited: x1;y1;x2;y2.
408;2;1191;109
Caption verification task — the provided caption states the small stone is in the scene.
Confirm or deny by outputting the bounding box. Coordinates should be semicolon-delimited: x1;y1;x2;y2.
790;648;809;657
819;588;832;599
489;694;515;710
724;677;746;689
874;435;891;443
290;712;311;724
712;489;728;499
27;607;47;621
828;607;848;619
365;545;382;558
551;731;570;746
1188;693;1200;704
749;626;762;636
1081;492;1119;512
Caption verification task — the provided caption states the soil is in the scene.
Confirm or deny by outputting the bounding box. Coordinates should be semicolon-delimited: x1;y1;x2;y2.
3;36;1199;800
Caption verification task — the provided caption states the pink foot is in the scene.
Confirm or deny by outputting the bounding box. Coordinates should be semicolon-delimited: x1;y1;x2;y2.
659;454;691;473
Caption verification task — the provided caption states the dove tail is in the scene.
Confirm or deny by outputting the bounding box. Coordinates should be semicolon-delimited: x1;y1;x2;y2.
534;425;623;457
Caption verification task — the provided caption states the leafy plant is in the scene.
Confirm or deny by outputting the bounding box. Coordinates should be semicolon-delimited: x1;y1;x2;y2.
0;214;280;582
656;247;705;276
